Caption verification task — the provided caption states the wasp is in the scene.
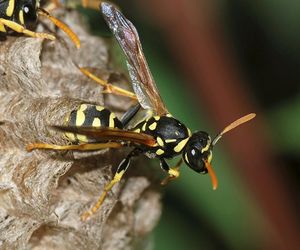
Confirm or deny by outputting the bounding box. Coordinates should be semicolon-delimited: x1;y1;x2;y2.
0;0;80;47
27;2;256;221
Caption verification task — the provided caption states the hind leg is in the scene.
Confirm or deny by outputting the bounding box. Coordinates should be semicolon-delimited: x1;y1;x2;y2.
79;67;137;100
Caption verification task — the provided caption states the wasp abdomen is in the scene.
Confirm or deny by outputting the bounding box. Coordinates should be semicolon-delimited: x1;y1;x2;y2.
65;104;123;143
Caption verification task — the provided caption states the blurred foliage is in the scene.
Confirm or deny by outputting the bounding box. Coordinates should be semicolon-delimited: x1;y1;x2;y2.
145;51;267;250
269;94;300;152
81;0;300;249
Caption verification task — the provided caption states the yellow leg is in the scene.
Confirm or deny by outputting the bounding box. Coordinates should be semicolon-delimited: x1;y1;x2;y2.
0;18;55;40
50;0;62;8
160;159;182;186
38;9;81;49
81;0;99;9
26;142;122;152
82;0;119;10
80;171;123;221
43;0;62;12
81;148;138;221
79;67;137;100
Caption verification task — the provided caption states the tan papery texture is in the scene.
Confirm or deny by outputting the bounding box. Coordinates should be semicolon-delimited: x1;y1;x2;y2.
0;10;161;250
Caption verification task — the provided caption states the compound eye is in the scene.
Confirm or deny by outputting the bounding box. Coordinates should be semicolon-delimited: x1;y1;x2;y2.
186;147;207;173
22;4;37;23
199;138;206;147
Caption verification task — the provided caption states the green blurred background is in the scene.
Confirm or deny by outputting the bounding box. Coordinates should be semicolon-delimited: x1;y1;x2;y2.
80;0;300;249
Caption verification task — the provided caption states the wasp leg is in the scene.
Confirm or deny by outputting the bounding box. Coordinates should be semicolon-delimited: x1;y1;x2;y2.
160;158;182;186
81;0;119;10
81;0;100;9
38;9;80;49
81;148;141;221
79;67;137;100
43;0;62;12
26;142;122;152
0;19;55;40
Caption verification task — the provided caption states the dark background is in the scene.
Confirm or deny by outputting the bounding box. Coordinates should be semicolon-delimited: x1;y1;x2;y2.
84;0;300;249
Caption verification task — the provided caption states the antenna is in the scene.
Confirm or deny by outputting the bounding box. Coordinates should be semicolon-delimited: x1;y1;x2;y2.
212;113;256;146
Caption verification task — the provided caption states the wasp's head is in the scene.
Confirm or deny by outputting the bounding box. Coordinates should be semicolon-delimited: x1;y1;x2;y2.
15;0;39;27
182;113;256;190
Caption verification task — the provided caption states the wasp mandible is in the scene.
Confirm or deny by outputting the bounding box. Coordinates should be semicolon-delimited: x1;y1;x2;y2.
27;2;255;221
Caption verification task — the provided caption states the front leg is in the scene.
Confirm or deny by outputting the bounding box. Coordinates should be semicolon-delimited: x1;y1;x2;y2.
0;18;55;40
160;158;182;186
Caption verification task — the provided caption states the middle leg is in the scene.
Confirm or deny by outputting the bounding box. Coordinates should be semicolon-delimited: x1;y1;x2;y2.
160;158;183;186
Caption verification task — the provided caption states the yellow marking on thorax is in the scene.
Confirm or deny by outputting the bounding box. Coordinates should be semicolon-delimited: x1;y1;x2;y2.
153;116;160;121
165;139;177;143
142;122;147;131
156;149;164;156
157;137;164;147
187;128;192;137
109;113;115;128
92;118;101;127
19;10;24;25
173;137;189;153
166;113;173;117
0;23;6;32
148;122;157;131
76;104;88;126
6;0;15;17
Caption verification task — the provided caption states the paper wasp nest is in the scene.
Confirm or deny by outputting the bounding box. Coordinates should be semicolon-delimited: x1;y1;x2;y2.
0;9;161;250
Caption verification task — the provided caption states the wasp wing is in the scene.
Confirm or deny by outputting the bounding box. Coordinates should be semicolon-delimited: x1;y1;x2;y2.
51;126;157;147
101;2;168;116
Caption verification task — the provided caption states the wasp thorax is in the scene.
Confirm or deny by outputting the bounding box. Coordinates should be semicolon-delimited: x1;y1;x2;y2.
183;131;212;174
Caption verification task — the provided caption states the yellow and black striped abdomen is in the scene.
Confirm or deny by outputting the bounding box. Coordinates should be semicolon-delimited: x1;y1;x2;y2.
65;104;123;143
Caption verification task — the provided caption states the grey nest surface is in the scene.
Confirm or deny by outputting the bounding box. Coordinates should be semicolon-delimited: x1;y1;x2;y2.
0;9;161;250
